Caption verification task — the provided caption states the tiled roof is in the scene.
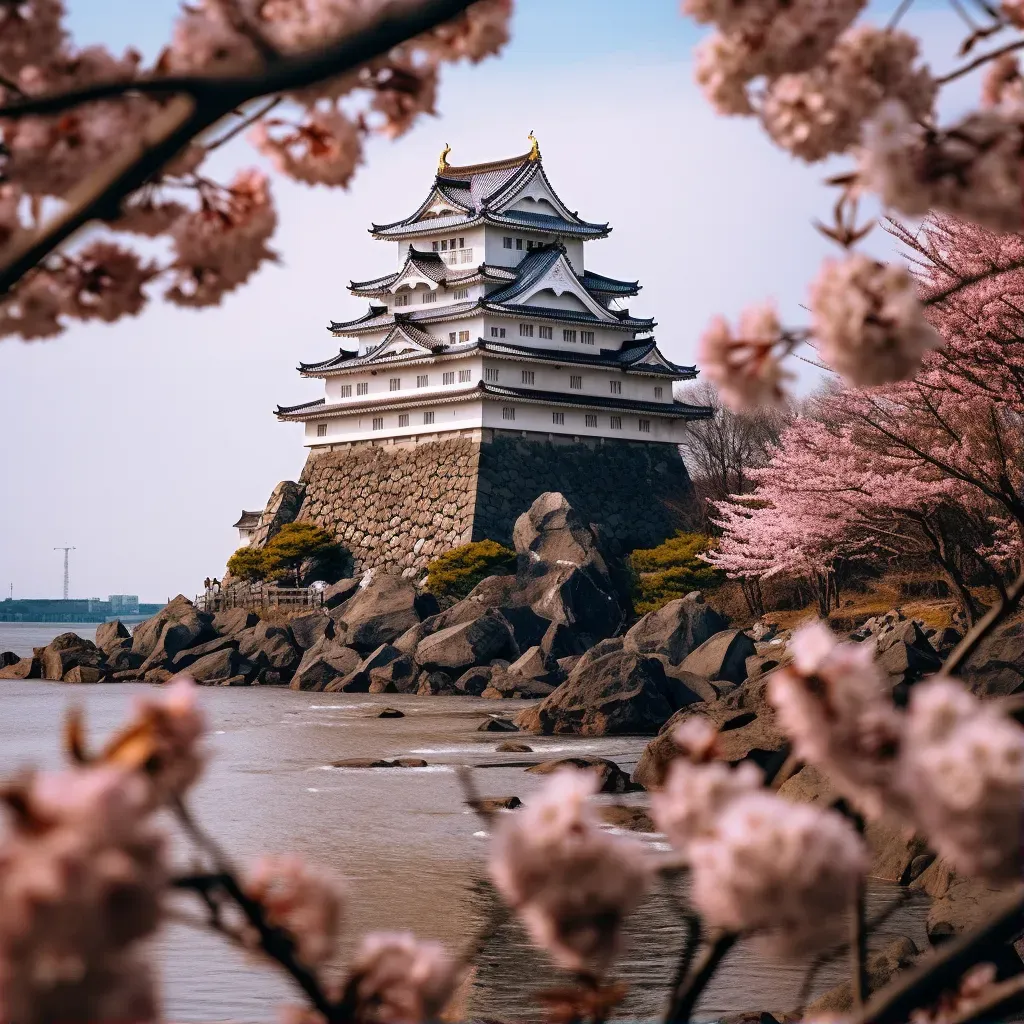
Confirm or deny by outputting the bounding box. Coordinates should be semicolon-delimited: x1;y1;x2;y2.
329;300;480;335
327;305;388;332
370;209;609;240
484;247;563;303
582;270;640;296
276;397;326;416
299;348;358;372
481;383;712;419
483;301;654;330
233;510;262;529
349;255;514;296
277;385;484;420
481;339;695;377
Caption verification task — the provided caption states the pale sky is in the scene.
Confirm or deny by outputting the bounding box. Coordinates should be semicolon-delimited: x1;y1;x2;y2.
0;1;971;602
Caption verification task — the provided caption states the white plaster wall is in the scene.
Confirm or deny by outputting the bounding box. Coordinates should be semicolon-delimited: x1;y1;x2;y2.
482;314;642;354
479;357;670;404
394;227;485;269
305;398;485;445
480;399;681;443
325;354;484;402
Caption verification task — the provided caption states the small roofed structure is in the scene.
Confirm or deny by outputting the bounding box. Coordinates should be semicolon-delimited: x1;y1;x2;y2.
233;510;262;547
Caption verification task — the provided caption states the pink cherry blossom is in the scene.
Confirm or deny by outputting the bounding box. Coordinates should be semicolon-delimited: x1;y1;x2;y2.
252;110;363;188
64;241;156;323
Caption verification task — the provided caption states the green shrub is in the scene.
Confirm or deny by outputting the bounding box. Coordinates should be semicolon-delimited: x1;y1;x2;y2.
263;522;344;587
629;532;722;614
226;546;268;582
426;540;517;601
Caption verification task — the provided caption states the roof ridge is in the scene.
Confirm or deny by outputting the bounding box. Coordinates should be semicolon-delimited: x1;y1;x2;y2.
440;151;532;178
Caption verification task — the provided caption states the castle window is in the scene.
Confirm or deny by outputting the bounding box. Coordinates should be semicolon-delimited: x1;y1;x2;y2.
519;324;534;338
516;238;523;250
552;412;565;425
460;248;473;264
356;382;368;396
372;417;384;430
503;237;513;249
458;330;470;343
459;238;465;248
417;375;428;387
502;407;516;421
609;380;622;395
638;419;651;433
395;293;410;307
610;416;622;430
491;327;506;338
449;332;456;343
539;326;553;339
423;411;435;425
317;423;327;437
581;331;595;345
453;288;469;300
569;375;582;390
443;371;455;385
459;369;471;382
585;414;598;428
521;370;535;385
433;241;439;251
422;291;436;303
485;368;499;382
654;386;664;399
563;329;576;343
389;378;401;391
398;414;409;427
340;384;352;398
440;239;448;251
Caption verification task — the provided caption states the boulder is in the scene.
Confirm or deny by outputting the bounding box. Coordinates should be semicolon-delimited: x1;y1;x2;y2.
112;670;142;681
653;657;719;703
500;605;555;653
237;622;302;677
132;595;212;662
481;668;557;700
538;620;586;660
477;796;522;812
94;620;132;654
143;668;173;684
526;756;634;794
496;741;533;752
323;576;363;610
512;491;607;574
332;756;426;767
378;707;405;719
212;608;260;636
62;665;105;684
0;651;17;667
745;652;788;681
959;613;1024;697
807;937;918;1015
516;562;624;650
291;638;362;691
624;593;728;666
105;648;145;672
220;674;252;687
507;645;564;686
289;611;334;651
454;666;493;696
679;629;756;685
40;633;107;681
187;648;256;684
366;648;418;694
478;716;518;733
170;636;239;671
416;671;455;695
874;619;942;688
333;574;423;652
0;656;40;679
414;610;519;674
516;650;702;736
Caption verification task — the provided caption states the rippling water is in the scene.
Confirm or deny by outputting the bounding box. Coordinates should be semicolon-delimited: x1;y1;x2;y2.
0;624;929;1023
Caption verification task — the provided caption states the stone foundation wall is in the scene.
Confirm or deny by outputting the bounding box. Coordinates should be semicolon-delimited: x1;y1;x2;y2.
291;431;697;575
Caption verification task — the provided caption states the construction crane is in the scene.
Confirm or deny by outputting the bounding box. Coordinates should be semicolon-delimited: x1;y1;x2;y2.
53;546;75;600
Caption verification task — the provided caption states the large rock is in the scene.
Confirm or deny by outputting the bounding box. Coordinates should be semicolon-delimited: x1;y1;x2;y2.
133;596;213;669
515;563;624;650
0;656;40;679
416;670;456;695
40;633;107;681
414;610;518;674
187;647;256;684
170;635;239;671
322;576;362;610
959;613;1024;697
212;608;260;636
291;638;362;691
507;646;564;686
516;650;702;736
94;620;132;654
106;648;144;673
526;756;633;794
512;491;607;574
454;665;494;696
347;644;418;695
624;593;728;666
679;629;756;685
481;667;556;699
874;619;942;689
289;611;334;651
333;574;423;653
237;622;302;677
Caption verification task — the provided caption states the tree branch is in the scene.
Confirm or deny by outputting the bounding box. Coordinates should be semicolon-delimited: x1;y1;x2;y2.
0;0;484;298
942;567;1024;675
664;932;738;1024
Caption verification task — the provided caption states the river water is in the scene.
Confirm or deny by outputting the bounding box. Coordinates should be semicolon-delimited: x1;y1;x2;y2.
0;624;929;1023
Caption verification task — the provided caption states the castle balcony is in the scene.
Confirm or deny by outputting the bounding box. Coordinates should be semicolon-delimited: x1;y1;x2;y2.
439;247;474;267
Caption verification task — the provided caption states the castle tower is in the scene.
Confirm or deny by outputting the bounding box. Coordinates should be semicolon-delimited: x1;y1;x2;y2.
274;139;711;574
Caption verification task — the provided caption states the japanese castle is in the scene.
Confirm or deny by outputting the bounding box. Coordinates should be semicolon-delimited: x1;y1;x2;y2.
276;135;709;446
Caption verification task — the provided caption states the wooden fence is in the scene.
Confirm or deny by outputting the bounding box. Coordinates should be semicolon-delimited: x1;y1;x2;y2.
195;584;323;613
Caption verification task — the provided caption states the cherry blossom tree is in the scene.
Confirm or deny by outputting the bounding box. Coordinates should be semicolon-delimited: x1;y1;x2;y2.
0;0;511;341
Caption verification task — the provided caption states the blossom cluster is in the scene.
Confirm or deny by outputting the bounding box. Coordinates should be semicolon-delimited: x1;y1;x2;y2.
771;622;1024;883
0;0;513;341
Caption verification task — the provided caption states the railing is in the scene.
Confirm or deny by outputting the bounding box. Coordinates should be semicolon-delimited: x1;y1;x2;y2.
195;583;323;613
441;248;473;266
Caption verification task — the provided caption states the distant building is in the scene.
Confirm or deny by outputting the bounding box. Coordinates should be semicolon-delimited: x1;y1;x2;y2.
233;511;263;548
109;594;140;615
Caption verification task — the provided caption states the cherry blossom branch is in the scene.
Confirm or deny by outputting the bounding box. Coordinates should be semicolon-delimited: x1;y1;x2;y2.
664;932;738;1024
206;96;283;151
935;39;1024;84
0;0;484;298
847;886;1024;1024
947;972;1024;1024
942;567;1024;675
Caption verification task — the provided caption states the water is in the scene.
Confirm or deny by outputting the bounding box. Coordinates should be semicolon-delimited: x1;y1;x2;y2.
1;622;99;656
0;624;929;1023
